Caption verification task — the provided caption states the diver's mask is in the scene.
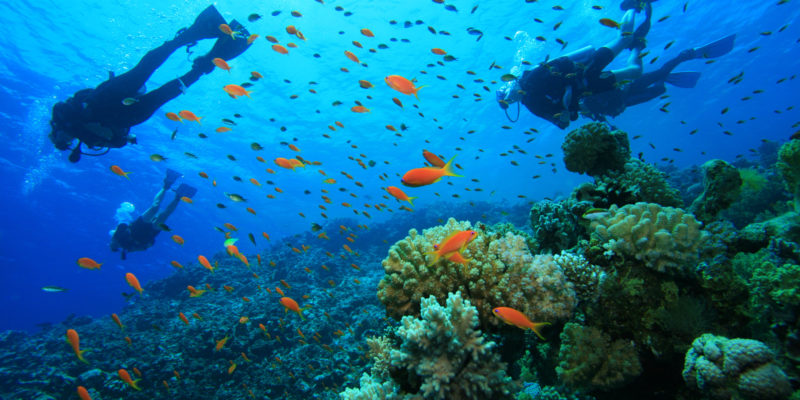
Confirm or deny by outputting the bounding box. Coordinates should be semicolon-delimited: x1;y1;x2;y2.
496;80;522;110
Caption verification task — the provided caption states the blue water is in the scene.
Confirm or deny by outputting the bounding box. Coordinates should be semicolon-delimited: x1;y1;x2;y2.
0;0;797;334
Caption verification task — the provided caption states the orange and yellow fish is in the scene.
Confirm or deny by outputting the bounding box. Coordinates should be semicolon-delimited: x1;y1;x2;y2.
401;156;461;187
110;165;131;179
178;110;202;124
492;307;550;340
279;297;306;320
386;186;417;206
77;257;102;270
125;272;143;295
427;230;477;265
223;84;252;99
198;255;215;273
212;57;231;72
385;75;426;99
66;328;88;363
118;368;141;391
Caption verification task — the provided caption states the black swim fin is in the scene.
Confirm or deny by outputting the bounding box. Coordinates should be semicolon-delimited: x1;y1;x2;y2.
175;183;197;199
665;72;701;88
175;5;227;44
164;168;182;187
191;20;252;74
693;34;736;59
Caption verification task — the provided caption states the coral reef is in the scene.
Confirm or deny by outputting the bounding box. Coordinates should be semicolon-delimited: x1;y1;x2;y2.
689;159;742;223
561;122;630;177
590;202;709;275
682;333;792;399
777;139;800;212
528;199;589;253
341;292;518;399
555;322;642;391
378;218;577;331
553;251;604;304
571;159;683;208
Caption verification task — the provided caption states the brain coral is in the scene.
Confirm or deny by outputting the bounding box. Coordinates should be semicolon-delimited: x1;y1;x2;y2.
378;218;576;331
556;322;642;390
561;122;630;176
588;159;684;208
682;333;792;399
591;202;709;275
529;199;588;253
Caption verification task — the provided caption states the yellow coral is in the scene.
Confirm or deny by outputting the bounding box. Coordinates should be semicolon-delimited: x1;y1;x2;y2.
378;218;576;331
591;202;709;275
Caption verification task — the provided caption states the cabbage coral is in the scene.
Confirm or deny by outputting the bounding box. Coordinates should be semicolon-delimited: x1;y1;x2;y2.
378;218;576;331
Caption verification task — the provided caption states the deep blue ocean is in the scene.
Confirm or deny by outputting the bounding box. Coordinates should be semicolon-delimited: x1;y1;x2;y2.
0;0;798;398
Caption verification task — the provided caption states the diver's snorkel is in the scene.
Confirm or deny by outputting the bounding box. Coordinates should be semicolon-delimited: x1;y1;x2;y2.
496;79;522;123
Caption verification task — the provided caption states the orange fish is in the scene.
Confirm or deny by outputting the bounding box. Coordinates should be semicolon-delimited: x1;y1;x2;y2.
287;42;298;48
431;48;447;55
219;23;238;39
199;171;209;178
401;156;461;187
178;110;202;124
212;57;231;72
392;97;403;108
180;196;192;204
247;34;259;44
170;260;183;269
358;80;373;89
386;186;417;205
66;329;88;363
272;44;289;54
224;84;252;98
286;25;298;35
76;257;102;270
171;235;184;245
428;230;477;265
187;285;206;297
118;368;142;391
251;71;264;80
599;18;621;29
351;105;370;113
224;222;238;231
360;28;375;37
422;149;446;167
288;158;305;169
344;50;360;64
228;360;237;374
288;144;300;152
266;35;279;43
125;272;143;295
215;336;229;351
216;126;232;133
385;75;426;99
110;165;131;179
111;313;124;330
77;386;92;400
492;307;550;339
447;251;472;265
132;367;142;377
239;316;250;324
198;255;215;273
279;297;306;320
179;312;190;325
165;112;182;122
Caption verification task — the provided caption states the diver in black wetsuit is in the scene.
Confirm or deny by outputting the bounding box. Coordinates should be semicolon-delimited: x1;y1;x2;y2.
49;5;251;162
110;169;195;260
496;3;654;129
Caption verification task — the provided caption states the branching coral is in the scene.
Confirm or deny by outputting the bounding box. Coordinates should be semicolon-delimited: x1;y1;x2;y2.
555;322;642;390
340;292;517;400
682;333;792;399
378;218;577;331
561;122;630;177
590;202;709;275
572;159;683;208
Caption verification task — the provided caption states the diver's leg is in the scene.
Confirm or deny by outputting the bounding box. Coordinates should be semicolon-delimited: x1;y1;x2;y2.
141;187;168;221
603;10;636;56
611;48;644;81
117;68;205;127
154;194;181;226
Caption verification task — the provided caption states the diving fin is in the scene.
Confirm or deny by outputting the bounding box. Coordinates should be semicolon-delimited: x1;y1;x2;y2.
620;0;658;11
164;169;182;187
665;72;701;88
175;5;227;44
191;19;252;74
693;34;736;59
175;183;197;199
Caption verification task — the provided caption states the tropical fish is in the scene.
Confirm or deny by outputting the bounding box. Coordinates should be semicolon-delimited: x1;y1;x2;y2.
178;110;202;124
223;84;252;98
272;44;289;54
66;329;88;363
279;297;306;320
110;165;131;179
344;50;360;63
42;285;68;292
401;156;462;187
179;312;190;325
165;112;182;122
125;273;143;295
122;97;139;105
118;368;142;391
171;235;184;245
422;149;446;167
215;336;229;351
111;313;124;330
149;154;167;162
77;386;92;400
581;208;610;220
212;58;231;72
386;186;417;205
599;18;620;28
219;23;238;39
198;255;215;273
77;257;102;270
427;230;477;265
492;307;550;339
187;286;206;297
385;75;426;99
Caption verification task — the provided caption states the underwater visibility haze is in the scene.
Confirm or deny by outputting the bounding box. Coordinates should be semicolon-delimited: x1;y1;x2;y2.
0;0;799;398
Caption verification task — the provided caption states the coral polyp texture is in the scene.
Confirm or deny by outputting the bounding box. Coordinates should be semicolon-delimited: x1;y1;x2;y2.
556;322;642;390
777;139;800;212
590;202;710;275
340;292;517;400
561;122;631;177
377;218;576;331
682;333;792;400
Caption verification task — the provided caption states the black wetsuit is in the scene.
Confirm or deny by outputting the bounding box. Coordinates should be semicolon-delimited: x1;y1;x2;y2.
519;47;616;129
112;217;162;259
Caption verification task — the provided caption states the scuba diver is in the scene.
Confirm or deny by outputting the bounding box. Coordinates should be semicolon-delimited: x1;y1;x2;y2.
49;5;252;162
110;169;195;260
579;34;736;123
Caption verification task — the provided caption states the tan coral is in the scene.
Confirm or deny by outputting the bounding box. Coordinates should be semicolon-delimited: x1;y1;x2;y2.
590;202;709;275
378;218;576;331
